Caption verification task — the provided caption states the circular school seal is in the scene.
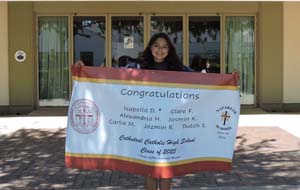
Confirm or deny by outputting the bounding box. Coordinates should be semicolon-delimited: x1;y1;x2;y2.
215;106;238;131
70;99;100;134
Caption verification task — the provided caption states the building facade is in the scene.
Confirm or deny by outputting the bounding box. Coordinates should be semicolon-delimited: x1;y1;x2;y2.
1;1;300;114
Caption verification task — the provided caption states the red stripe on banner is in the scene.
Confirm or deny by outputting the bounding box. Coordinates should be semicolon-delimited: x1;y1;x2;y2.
72;66;238;86
65;156;231;178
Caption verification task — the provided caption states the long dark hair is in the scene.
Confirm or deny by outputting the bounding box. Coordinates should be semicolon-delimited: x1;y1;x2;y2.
139;33;185;71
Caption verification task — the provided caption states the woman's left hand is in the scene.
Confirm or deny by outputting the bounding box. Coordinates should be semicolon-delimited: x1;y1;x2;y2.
74;60;85;68
231;70;240;82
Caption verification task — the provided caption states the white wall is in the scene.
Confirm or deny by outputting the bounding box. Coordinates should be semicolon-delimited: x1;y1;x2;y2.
283;2;300;103
0;2;9;106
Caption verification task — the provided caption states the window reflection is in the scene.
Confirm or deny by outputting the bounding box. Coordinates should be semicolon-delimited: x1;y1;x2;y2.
73;16;106;67
111;16;144;68
189;16;220;73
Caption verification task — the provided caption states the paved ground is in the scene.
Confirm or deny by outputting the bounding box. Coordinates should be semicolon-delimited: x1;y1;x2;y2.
0;109;300;190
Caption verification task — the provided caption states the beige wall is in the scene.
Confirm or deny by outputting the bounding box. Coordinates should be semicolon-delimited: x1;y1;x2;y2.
0;2;9;106
258;2;283;106
8;2;34;109
283;2;300;103
33;1;259;13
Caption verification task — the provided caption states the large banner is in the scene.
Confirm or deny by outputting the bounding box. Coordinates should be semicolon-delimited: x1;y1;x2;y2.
65;66;240;178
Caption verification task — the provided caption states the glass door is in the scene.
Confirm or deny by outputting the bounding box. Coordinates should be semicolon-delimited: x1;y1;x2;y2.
225;16;255;105
73;16;106;67
38;16;69;106
189;16;220;73
111;16;144;68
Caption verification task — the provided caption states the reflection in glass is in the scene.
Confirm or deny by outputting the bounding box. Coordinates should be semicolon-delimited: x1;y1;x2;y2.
189;16;220;73
151;16;183;61
111;16;144;68
38;16;69;106
74;16;106;67
225;16;255;105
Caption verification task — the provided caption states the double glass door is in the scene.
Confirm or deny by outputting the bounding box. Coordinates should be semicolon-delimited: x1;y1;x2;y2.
37;14;255;106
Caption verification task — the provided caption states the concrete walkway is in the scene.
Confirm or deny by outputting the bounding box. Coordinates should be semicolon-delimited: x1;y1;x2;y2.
0;108;299;190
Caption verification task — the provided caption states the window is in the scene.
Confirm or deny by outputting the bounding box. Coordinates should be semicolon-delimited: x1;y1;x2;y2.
38;16;69;106
225;16;255;104
73;16;106;67
189;16;220;73
111;16;144;68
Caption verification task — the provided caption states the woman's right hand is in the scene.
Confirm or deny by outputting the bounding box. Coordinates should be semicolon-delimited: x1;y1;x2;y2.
74;60;85;68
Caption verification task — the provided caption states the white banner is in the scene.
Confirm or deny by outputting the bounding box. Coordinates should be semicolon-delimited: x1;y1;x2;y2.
66;66;240;178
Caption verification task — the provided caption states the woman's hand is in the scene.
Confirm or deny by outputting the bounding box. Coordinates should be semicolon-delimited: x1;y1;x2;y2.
231;70;240;83
74;60;85;68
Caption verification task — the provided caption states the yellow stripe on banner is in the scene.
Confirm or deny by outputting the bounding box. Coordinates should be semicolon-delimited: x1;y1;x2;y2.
72;77;239;91
65;152;232;166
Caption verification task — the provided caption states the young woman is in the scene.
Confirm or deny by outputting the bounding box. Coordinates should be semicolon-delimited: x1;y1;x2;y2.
75;33;189;190
138;32;190;72
137;32;190;190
